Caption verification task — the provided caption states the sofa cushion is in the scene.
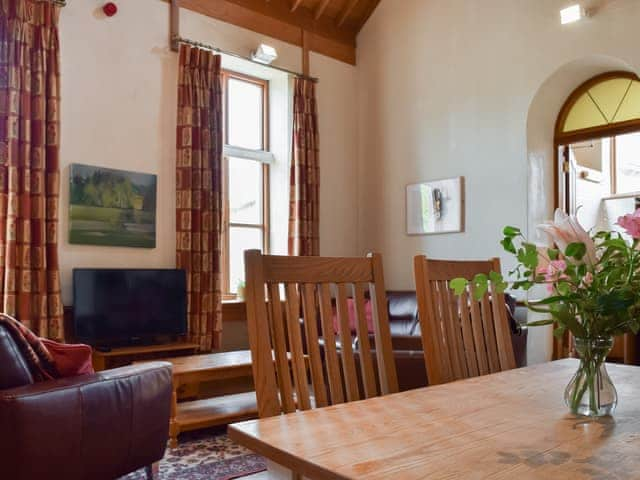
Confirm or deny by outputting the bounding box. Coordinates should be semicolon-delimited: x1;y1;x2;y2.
333;298;374;334
387;291;419;336
0;325;34;390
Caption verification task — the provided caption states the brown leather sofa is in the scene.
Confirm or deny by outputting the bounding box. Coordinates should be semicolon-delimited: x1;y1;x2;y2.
364;291;528;391
0;324;173;480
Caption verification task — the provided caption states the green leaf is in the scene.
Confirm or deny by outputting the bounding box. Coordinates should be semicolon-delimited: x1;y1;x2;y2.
471;273;489;300
565;242;586;260
547;248;560;260
526;319;554;327
553;325;566;338
553;306;587;338
517;243;539;270
513;280;534;291
556;281;571;296
529;295;566;305
503;226;521;237
489;270;507;292
501;237;516;254
449;278;468;296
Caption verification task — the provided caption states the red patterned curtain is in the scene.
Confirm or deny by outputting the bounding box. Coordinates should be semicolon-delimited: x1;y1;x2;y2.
288;77;319;256
0;0;63;339
176;45;223;351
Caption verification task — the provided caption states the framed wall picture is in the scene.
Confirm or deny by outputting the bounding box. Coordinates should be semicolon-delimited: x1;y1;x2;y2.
406;176;465;235
69;164;157;248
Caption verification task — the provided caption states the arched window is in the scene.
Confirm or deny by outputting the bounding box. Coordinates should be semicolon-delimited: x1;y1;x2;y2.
556;71;640;144
555;72;640;227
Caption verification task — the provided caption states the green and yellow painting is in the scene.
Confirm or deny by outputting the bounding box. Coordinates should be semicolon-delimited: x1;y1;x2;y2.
69;164;157;248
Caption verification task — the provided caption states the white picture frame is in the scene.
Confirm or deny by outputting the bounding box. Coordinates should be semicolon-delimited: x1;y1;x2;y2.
406;176;465;235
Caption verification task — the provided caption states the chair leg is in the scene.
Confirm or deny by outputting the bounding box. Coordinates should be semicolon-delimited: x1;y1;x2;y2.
145;462;159;479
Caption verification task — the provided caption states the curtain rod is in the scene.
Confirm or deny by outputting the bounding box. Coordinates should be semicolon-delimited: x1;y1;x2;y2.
174;36;319;83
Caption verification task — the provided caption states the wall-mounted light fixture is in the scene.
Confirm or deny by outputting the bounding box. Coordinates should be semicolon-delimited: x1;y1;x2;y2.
251;44;278;65
560;4;587;24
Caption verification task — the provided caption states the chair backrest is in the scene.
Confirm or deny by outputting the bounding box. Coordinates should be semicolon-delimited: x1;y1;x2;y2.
244;250;399;418
413;256;516;386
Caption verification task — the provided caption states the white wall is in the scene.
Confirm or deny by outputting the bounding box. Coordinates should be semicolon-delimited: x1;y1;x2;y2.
356;0;640;363
58;0;359;306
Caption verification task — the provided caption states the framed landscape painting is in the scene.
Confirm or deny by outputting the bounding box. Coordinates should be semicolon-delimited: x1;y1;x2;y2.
69;164;157;248
406;176;465;235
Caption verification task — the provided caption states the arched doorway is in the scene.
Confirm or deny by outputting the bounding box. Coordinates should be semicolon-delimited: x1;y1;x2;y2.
553;71;640;364
555;71;640;231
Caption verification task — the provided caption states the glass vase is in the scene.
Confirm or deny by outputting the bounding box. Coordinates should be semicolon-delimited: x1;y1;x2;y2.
564;336;617;417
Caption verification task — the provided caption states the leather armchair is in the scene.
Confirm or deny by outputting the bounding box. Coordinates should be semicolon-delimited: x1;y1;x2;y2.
0;324;173;480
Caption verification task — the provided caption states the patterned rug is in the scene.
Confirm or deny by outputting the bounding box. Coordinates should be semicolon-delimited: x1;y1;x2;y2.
122;427;266;480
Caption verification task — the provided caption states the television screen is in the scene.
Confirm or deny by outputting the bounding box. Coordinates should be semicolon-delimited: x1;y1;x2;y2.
73;269;187;345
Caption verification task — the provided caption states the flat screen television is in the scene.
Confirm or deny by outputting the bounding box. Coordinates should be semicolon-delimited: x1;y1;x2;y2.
73;268;187;347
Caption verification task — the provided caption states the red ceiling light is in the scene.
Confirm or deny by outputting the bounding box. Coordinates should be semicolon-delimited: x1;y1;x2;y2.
103;2;118;17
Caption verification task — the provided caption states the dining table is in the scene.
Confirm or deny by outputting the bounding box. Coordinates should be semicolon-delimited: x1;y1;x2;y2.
228;359;640;479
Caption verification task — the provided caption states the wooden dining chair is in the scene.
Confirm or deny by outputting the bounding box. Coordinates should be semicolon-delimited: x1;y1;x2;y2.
413;256;517;386
244;250;399;418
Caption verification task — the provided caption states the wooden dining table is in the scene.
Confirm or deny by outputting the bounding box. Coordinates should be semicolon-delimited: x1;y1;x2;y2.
228;359;640;479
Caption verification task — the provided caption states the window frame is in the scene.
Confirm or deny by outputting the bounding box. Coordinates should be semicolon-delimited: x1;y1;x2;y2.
221;70;270;298
555;71;640;209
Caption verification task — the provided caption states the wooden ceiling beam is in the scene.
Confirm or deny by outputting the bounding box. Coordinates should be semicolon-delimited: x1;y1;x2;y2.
220;0;356;44
355;0;381;31
314;0;331;20
337;0;360;27
290;0;304;12
174;0;357;65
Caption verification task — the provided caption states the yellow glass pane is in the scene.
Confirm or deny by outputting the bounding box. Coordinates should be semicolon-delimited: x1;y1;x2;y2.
613;80;640;123
563;93;608;132
588;78;632;123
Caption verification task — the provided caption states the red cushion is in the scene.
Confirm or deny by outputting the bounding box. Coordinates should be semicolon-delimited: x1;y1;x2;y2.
332;298;374;334
41;339;95;377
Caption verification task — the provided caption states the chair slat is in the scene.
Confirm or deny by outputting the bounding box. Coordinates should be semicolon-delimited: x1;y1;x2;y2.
432;282;453;383
244;250;281;418
301;283;329;407
267;283;296;413
413;255;446;386
318;283;345;404
442;281;466;379
490;257;517;372
284;283;311;410
446;283;469;379
469;286;490;376
458;289;479;377
369;253;400;395
480;293;500;373
353;283;377;398
336;283;360;402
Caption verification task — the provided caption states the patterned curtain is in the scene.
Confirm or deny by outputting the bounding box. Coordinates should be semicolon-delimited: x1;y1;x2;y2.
176;45;223;351
0;0;63;339
288;77;320;256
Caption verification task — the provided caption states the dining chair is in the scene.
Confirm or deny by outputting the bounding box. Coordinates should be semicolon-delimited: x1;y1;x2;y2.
244;250;399;418
413;256;517;386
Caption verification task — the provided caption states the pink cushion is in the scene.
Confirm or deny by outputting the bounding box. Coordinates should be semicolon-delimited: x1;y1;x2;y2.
41;339;95;377
332;298;374;334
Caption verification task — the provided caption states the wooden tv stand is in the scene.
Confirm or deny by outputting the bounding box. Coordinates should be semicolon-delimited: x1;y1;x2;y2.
92;342;200;371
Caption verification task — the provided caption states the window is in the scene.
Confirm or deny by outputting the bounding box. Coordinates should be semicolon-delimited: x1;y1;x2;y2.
556;72;640;230
222;71;271;296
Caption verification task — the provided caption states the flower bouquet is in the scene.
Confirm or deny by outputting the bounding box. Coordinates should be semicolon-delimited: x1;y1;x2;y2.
450;209;640;417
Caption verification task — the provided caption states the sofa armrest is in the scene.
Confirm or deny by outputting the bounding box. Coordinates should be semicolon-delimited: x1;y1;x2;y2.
0;362;173;480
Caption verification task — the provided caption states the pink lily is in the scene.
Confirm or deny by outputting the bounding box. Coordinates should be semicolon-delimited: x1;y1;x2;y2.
537;209;597;266
617;209;640;239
